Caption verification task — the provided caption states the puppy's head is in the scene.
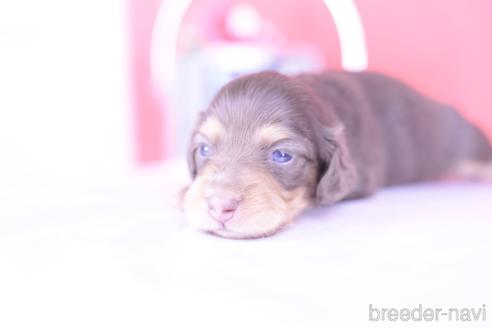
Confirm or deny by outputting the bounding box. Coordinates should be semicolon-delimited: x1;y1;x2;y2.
183;72;356;238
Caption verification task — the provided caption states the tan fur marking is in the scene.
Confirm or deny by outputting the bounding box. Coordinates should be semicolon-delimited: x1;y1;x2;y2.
255;124;291;146
453;160;492;181
198;117;224;143
183;162;314;239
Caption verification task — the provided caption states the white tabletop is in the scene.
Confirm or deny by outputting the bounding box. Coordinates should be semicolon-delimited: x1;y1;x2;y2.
1;159;491;328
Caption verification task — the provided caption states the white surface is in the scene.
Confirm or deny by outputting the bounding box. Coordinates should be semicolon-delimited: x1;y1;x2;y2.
0;0;132;184
1;159;491;328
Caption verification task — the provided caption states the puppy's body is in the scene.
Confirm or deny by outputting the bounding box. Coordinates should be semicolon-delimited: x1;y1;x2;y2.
184;71;492;238
297;71;492;196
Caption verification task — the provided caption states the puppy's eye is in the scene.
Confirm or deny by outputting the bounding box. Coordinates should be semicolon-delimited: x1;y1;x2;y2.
272;149;293;163
198;144;212;157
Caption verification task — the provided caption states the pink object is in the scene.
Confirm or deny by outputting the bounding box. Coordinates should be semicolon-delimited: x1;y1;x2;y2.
357;0;492;141
128;0;165;163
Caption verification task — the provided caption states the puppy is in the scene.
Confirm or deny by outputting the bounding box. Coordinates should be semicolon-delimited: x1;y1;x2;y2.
183;71;492;239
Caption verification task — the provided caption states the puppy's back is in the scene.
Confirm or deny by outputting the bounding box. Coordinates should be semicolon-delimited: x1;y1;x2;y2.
297;71;492;188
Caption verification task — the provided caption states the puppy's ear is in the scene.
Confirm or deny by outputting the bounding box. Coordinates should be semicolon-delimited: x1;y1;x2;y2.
316;124;357;205
187;140;197;179
187;111;206;179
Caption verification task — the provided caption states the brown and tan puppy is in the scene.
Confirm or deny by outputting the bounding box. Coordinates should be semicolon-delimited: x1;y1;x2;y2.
183;71;492;239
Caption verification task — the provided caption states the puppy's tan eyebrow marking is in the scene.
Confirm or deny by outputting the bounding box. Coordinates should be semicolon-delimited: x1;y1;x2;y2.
198;117;225;143
255;124;291;146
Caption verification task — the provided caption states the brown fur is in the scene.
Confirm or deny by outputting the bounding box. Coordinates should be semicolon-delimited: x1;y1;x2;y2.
184;71;492;238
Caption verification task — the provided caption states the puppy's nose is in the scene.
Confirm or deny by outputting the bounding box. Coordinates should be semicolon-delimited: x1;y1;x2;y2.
207;196;241;224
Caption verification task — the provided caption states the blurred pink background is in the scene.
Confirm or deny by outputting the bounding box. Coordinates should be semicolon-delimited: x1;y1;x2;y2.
129;0;492;163
1;0;491;184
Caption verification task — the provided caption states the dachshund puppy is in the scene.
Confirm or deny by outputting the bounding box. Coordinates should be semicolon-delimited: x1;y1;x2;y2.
183;71;492;239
